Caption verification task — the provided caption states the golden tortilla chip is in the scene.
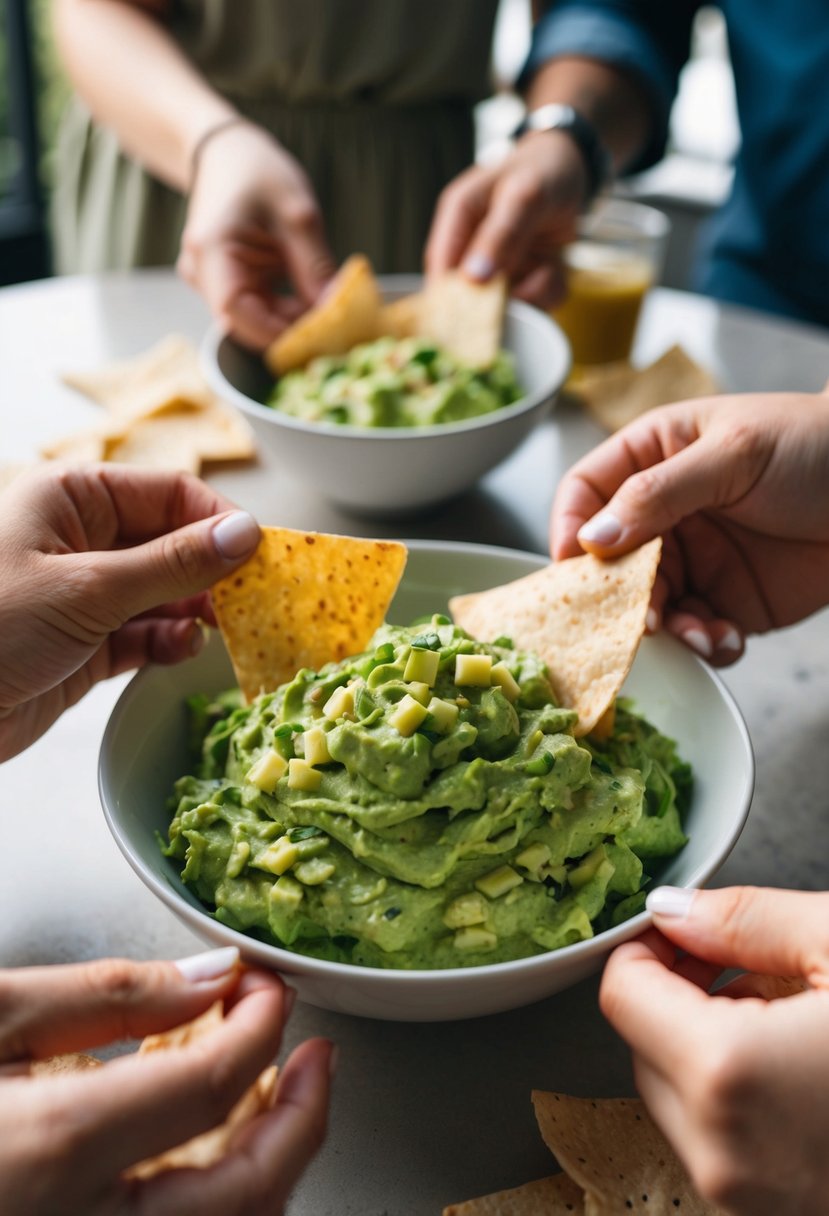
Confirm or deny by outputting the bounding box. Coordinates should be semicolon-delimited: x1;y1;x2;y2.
449;540;661;737
444;1172;585;1215
212;527;408;701
265;254;383;374
532;1092;722;1215
127;1002;278;1179
378;292;423;339
31;1052;102;1075
419;271;507;367
41;430;107;463
59;334;256;465
571;345;719;433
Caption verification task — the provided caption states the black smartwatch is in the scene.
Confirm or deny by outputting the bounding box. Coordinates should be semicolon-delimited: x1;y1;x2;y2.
511;102;612;207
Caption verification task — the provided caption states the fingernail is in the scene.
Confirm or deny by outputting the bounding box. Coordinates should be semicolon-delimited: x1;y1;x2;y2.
682;628;713;659
578;512;622;546
647;886;696;918
646;607;658;633
328;1042;339;1078
212;511;259;560
716;627;742;654
463;252;495;280
175;946;239;983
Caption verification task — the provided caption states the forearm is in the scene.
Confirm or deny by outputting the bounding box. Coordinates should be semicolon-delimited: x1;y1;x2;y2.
53;0;237;191
525;56;653;175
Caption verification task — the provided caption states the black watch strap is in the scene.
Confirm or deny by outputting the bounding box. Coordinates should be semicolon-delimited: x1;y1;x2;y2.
511;103;612;206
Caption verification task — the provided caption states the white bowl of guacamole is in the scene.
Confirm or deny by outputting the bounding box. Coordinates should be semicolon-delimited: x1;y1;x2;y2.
200;277;571;519
99;541;754;1022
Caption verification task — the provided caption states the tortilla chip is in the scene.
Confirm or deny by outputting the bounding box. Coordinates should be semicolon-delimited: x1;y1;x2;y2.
59;334;256;465
420;271;507;367
450;540;660;737
127;1002;278;1179
265;254;383;374
212;527;408;701
378;292;423;339
571;345;719;432
31;1052;102;1075
41;430;107;463
444;1172;585;1215
532;1092;722;1215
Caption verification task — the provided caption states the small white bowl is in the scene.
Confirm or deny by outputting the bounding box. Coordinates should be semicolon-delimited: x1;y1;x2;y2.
201;277;570;518
99;541;754;1022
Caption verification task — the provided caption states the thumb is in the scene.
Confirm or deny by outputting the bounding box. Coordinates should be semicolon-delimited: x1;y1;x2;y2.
82;509;261;624
0;949;242;1063
574;426;737;557
646;886;829;982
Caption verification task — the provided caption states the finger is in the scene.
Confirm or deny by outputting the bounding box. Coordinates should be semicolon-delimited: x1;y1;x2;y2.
129;1037;334;1216
106;617;206;672
279;195;337;306
72;508;260;626
0;951;241;1064
424;168;492;275
600;936;713;1074
646;886;829;983
43;976;290;1176
510;261;565;309
220;289;295;350
713;971;810;1001
459;172;550;283
664;611;745;666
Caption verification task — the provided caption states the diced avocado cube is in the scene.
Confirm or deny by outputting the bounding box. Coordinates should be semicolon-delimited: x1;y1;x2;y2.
294;858;336;885
254;838;299;875
269;875;304;910
427;697;459;734
442;892;488;929
225;839;251;879
404;647;440;686
288;758;322;791
490;661;521;702
453;926;498;952
475;864;524;899
303;726;331;767
405;681;432;706
455;653;493;686
568;845;608;890
389;694;429;737
323;685;355;720
515;841;552;875
245;749;288;793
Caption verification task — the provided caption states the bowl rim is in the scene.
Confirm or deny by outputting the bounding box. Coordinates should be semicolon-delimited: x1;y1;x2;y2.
99;537;754;988
200;279;572;442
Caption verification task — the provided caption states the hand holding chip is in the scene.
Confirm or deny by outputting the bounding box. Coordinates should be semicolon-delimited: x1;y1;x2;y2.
601;884;829;1214
0;463;261;760
178;122;337;350
425;129;586;308
550;391;829;665
0;952;333;1215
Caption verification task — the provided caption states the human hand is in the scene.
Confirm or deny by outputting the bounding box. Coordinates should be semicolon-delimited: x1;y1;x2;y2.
178;122;337;349
0;948;333;1214
550;391;829;664
600;885;829;1215
424;130;588;308
0;463;261;760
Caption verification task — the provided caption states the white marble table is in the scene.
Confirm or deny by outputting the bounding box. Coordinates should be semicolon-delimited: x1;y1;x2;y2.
2;271;829;1214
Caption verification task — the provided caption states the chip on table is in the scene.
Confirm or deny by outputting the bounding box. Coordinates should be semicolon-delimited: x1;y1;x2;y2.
212;526;408;701
569;345;719;433
450;540;661;737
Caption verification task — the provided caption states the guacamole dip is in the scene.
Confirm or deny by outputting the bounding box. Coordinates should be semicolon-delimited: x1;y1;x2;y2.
165;617;691;969
265;336;522;428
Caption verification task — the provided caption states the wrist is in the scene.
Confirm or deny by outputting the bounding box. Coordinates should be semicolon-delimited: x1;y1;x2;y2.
511;103;612;208
187;112;252;194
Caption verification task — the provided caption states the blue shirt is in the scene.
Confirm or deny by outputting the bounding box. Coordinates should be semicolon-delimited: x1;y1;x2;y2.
525;1;829;327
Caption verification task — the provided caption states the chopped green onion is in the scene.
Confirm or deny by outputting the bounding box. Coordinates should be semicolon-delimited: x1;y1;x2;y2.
491;635;514;649
274;722;305;737
374;642;395;663
288;825;324;842
525;752;554;776
410;631;441;651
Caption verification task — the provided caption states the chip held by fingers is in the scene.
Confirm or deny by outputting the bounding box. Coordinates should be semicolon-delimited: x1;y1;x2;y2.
212;526;408;701
449;539;661;736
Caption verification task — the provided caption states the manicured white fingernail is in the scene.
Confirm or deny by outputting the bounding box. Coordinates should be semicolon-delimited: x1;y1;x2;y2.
175;946;239;983
682;628;713;658
646;607;658;633
213;511;259;560
647;886;696;918
464;252;495;280
717;627;742;653
578;512;622;546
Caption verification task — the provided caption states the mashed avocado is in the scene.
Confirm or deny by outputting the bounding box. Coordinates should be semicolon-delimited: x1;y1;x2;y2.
265;336;522;427
164;618;691;969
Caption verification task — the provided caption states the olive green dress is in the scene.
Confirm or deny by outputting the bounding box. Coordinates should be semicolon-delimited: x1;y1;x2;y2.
52;0;500;274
